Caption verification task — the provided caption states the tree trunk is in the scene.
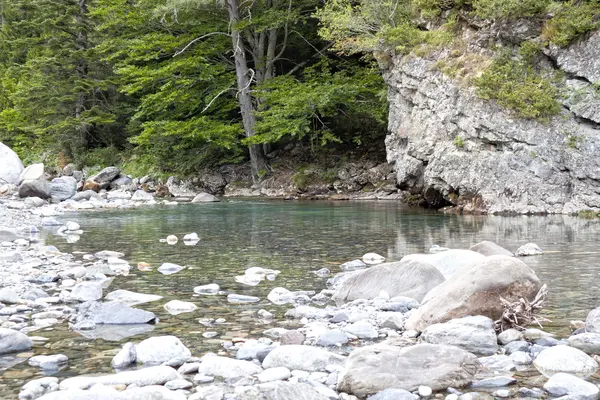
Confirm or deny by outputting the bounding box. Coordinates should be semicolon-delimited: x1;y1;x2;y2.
75;0;90;150
227;0;268;182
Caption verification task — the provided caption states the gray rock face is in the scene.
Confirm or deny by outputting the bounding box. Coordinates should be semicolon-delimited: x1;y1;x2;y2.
50;176;77;201
569;332;600;354
406;256;541;331
192;192;220;203
401;249;486;279
0;328;33;355
18;164;50;199
332;259;445;305
135;336;191;365
421;316;498;356
543;372;599;400
534;345;598;378
383;42;600;213
75;301;157;325
0;143;24;185
262;345;346;372
469;241;513;257
337;343;480;397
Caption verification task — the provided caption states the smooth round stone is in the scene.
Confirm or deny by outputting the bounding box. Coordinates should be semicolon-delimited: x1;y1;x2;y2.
164;300;197;315
497;329;523;345
362;253;385;265
543;372;599;399
419;386;433;397
28;354;68;369
164;379;193;390
510;351;532;365
193;374;214;384
533;345;598;378
257;367;291;383
316;330;349;346
166;235;178;245
65;221;80;231
194;284;220;295
227;294;260;304
568;332;600;355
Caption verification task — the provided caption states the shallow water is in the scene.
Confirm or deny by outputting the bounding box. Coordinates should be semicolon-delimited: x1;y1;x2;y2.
3;199;600;396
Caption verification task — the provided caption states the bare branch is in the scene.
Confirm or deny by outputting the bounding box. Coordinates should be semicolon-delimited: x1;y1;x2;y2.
201;87;234;113
173;32;231;57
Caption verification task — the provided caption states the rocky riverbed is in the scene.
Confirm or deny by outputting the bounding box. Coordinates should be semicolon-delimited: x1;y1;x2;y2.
2;194;600;400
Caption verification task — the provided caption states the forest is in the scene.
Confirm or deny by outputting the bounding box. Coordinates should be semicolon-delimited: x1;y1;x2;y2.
1;0;598;181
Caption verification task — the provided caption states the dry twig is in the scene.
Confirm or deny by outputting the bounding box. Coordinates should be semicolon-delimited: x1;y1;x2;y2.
494;284;550;332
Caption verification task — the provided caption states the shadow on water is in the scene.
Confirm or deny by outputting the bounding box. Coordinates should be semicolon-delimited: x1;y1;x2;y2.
2;199;600;396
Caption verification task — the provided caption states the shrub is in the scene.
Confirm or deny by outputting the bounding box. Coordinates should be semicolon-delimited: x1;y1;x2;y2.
472;0;550;19
474;56;561;121
542;1;600;47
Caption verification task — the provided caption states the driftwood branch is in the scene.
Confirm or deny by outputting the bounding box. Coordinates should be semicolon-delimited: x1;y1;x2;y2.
494;284;550;332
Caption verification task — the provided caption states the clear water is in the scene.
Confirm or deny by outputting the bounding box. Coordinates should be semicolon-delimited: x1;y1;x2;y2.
2;200;600;396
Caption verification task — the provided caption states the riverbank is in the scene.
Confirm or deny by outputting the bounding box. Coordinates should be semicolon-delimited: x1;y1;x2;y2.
2;198;600;399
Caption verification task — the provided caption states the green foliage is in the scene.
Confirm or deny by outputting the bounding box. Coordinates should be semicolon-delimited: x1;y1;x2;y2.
472;0;550;19
474;54;561;121
413;0;462;19
578;210;600;218
543;1;600;47
453;136;465;148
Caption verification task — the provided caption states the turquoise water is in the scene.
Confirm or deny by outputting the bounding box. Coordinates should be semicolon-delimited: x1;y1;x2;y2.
2;200;600;396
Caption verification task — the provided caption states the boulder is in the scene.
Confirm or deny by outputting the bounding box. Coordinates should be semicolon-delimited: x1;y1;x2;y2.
135;336;191;365
131;190;154;202
18;377;59;400
192;192;220;203
262;345;346;372
584;306;600;334
18;163;50;199
104;290;162;306
70;281;103;302
166;176;196;197
109;174;135;190
84;167;120;192
543;372;599;399
0;328;33;354
421;316;498;356
405;256;541;331
196;355;263;378
534;345;598;378
332;259;445;305
236;382;330;400
50;176;77;201
469;241;513;257
568;332;600;355
58;365;181;390
337;343;480;397
0;142;24;185
74;301;157;325
401;250;486;279
112;342;137;369
515;243;543;256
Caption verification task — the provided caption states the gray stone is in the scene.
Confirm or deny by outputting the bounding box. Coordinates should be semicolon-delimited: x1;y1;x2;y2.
533;345;598;378
0;142;24;185
28;354;68;369
569;332;600;355
548;30;600;84
262;345;346;372
515;243;543;256
585;307;600;334
503;340;529;355
337;343;479;397
196;355;262;378
75;300;157;325
85;167;120;191
236;382;329;400
0;229;19;242
343;320;379;340
163;300;197;315
191;192;219;203
0;287;21;304
470;376;516;388
317;330;349;346
367;389;417;400
543;372;599;399
511;351;532;365
0;328;33;355
112;342;137;369
18;377;59;400
421;316;498;356
401;250;486;279
19;164;50;199
227;294;260;303
406;256;541;331
280;330;305;345
157;263;185;275
332;259;445;305
135;336;191;365
104;290;163;306
469;241;513;257
131;190;153;202
50;176;77;201
70;281;103;302
257;367;291;383
478;355;515;372
497;329;523;345
339;259;367;271
193;284;220;295
109;174;134;190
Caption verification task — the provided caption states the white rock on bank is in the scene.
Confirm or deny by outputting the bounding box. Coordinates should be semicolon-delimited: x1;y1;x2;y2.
262;345;346;372
534;345;598;378
543;372;599;399
196;355;263;378
135;336;191;366
362;253;385;265
164;300;197;315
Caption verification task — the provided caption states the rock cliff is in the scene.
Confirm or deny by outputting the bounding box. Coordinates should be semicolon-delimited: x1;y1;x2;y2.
384;29;600;214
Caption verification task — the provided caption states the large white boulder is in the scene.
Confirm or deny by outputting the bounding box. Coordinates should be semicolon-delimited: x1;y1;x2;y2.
18;163;50;199
401;249;486;279
534;345;598;378
0;142;24;185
